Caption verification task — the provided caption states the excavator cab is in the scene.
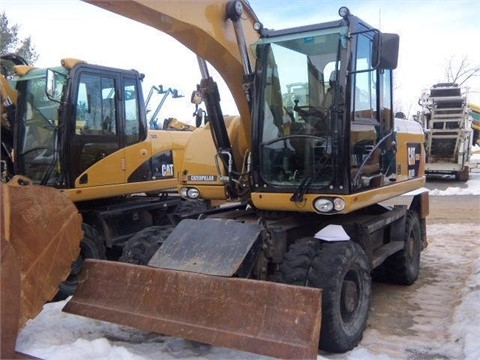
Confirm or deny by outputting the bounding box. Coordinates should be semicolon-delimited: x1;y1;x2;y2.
245;13;422;209
13;61;151;189
12;59;194;202
251;9;405;208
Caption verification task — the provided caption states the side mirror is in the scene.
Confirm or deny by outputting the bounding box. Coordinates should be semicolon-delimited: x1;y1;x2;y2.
372;32;399;70
45;68;65;103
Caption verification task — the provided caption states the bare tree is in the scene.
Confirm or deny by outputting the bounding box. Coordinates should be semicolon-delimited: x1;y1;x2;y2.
0;12;38;77
444;55;479;86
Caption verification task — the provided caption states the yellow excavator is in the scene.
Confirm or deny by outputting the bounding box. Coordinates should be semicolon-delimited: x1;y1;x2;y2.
3;1;430;359
0;54;200;357
0;54;208;301
61;1;429;359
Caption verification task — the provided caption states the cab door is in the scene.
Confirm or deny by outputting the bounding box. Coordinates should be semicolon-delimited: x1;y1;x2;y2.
69;68;126;187
350;30;396;191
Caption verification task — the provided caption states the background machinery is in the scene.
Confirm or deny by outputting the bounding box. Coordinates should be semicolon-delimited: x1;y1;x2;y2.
0;56;201;299
418;82;473;180
469;102;480;146
62;1;429;359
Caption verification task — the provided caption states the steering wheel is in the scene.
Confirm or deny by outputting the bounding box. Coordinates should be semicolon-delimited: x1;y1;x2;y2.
293;100;325;120
292;100;328;133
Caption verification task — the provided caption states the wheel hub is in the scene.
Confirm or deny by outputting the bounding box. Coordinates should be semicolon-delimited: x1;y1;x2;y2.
341;279;358;314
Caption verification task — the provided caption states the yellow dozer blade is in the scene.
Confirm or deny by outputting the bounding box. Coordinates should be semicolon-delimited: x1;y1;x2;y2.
1;176;83;359
64;259;322;359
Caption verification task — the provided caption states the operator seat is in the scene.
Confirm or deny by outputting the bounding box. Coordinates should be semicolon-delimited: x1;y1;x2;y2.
321;70;337;109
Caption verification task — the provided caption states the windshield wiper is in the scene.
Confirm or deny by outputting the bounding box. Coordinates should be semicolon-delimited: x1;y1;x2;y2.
290;155;332;202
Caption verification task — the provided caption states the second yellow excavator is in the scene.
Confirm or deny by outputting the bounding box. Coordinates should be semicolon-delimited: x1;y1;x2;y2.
0;54;209;300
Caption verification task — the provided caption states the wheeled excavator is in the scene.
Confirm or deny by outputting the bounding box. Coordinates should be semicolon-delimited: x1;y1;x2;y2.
3;1;429;359
60;1;429;359
0;54;208;303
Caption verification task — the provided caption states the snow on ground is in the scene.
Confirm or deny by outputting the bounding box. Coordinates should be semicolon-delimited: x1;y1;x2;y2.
16;172;480;360
428;176;480;196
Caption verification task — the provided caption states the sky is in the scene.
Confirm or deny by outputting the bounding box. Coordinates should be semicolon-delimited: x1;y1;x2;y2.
14;166;480;359
1;0;480;122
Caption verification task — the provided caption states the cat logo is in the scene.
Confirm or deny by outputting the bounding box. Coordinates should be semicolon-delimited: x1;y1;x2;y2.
162;164;174;176
187;175;217;182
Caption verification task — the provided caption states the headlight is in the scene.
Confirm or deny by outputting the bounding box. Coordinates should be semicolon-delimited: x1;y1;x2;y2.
333;198;346;211
180;187;200;199
314;198;334;213
313;197;346;213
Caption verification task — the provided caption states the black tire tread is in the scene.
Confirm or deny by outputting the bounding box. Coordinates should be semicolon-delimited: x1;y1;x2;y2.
119;225;174;265
55;223;105;300
383;210;421;285
280;240;371;353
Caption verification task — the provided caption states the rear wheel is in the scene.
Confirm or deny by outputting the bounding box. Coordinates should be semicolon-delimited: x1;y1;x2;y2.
119;225;174;265
54;224;106;300
383;210;421;285
280;239;371;353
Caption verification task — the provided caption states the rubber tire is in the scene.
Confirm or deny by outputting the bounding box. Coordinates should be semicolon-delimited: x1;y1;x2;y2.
280;239;371;353
383;210;421;285
119;225;174;265
54;223;106;300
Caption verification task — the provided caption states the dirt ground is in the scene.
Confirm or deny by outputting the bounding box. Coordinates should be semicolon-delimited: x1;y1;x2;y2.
423;195;479;224
422;175;479;224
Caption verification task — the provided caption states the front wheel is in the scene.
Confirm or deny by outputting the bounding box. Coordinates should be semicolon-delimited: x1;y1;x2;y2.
54;223;106;300
281;239;371;353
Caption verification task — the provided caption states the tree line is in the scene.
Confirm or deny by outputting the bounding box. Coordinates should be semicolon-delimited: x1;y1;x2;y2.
1;11;38;77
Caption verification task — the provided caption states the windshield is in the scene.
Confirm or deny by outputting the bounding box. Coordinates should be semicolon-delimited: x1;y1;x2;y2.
258;28;346;189
17;74;60;185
